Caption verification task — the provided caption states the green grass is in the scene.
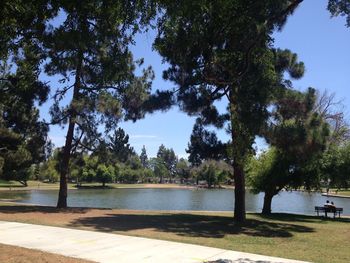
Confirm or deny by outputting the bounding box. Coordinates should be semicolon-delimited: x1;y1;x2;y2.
0;204;349;263
0;180;22;188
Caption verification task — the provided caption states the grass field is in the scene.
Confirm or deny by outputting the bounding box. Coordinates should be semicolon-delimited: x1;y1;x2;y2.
0;203;349;263
0;243;93;263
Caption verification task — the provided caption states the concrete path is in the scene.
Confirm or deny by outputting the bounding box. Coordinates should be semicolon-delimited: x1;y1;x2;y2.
0;221;309;263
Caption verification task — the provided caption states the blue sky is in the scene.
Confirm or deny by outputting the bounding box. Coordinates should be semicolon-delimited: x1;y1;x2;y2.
43;0;350;158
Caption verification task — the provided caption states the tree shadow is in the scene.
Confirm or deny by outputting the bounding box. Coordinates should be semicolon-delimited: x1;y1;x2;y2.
69;213;314;238
205;259;280;263
259;213;350;223
0;205;96;214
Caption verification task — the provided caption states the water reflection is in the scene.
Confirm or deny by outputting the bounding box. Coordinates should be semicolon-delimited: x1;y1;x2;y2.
0;188;348;215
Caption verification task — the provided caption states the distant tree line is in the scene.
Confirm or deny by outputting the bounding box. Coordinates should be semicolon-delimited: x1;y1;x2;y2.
29;126;233;188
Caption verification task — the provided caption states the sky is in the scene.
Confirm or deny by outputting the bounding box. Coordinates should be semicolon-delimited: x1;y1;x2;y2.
42;0;350;158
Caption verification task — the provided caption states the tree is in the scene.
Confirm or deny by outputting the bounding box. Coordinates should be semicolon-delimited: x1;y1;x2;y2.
193;159;233;188
155;1;304;221
41;1;157;208
176;158;190;183
187;118;227;166
0;45;50;185
328;0;350;27
156;144;177;182
108;128;135;163
149;157;168;183
96;164;114;187
314;90;349;144
80;155;98;183
140;145;149;168
247;88;330;214
40;159;60;183
319;143;350;190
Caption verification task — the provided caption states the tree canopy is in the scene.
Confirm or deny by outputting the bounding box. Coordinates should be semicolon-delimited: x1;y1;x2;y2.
154;0;305;222
247;88;330;214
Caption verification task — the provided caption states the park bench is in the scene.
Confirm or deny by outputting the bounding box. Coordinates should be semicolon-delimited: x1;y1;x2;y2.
315;206;343;218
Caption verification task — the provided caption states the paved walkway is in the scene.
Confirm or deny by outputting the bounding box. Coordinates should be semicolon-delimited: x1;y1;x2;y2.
0;221;308;263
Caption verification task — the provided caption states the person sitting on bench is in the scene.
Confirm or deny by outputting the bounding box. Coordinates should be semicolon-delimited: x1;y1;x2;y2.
329;201;336;212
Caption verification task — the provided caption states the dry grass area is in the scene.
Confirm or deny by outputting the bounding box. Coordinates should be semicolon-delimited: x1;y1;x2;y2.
0;203;349;263
0;243;94;263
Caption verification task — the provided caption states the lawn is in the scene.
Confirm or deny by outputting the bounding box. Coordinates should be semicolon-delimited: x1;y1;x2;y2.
0;243;93;263
0;203;349;263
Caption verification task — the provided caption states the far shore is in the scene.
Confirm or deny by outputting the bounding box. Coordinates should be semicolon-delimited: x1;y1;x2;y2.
321;193;350;199
0;181;235;192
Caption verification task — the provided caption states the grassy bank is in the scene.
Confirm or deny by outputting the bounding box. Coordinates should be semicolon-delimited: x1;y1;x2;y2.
0;180;197;191
0;203;349;263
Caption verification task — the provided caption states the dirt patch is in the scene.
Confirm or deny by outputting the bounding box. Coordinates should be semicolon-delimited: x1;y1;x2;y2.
0;243;94;263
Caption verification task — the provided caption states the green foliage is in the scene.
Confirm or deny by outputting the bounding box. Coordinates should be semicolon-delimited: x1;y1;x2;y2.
107;128;135;163
0;50;49;184
80;155;98;183
319;144;350;189
328;0;350;27
246;148;288;195
38;0;158;207
192;159;233;188
187;118;227;166
247;88;330;214
40;159;60;183
155;0;305;221
140;145;148;168
0;3;51;181
149;157;169;183
156;144;177;180
96;164;114;186
176;158;190;181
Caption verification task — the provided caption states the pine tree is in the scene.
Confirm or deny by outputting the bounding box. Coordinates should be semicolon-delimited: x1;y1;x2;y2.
155;0;304;222
42;1;157;208
140;145;148;168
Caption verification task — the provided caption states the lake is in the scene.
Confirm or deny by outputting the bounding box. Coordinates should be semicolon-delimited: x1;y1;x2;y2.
0;188;349;215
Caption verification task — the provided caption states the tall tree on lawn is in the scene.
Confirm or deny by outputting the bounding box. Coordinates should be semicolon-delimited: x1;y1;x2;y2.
155;0;304;222
43;0;157;208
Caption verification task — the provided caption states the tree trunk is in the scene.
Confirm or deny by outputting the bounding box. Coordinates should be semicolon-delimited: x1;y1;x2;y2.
56;55;82;209
56;118;75;208
262;191;274;215
233;164;246;222
229;89;246;223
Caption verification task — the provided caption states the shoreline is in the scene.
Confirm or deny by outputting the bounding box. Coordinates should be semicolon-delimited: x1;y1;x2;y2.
0;183;235;192
321;193;350;199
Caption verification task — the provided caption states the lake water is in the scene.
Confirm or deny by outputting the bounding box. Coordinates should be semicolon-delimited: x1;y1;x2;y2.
0;188;349;215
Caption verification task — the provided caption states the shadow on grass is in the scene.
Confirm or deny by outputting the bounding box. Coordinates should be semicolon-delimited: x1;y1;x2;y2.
69;212;315;238
0;205;97;214
206;259;273;263
259;213;350;224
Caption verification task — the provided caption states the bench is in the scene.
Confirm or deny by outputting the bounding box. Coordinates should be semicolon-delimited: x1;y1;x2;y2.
315;206;343;218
